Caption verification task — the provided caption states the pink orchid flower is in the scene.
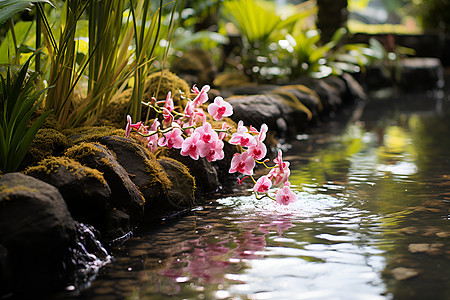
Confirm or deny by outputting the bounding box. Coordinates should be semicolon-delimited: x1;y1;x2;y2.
219;122;232;140
199;139;225;162
162;107;174;126
275;182;297;205
267;150;291;186
248;140;267;160
181;132;204;160
249;123;268;142
192;85;210;107
253;175;272;193
194;122;218;144
158;126;184;149
229;121;257;148
229;151;255;176
184;100;195;118
208;96;233;121
146;119;160;153
164;91;174;113
125;115;144;137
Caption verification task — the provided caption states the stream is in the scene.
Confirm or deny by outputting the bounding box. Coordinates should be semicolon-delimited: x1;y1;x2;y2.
61;90;449;300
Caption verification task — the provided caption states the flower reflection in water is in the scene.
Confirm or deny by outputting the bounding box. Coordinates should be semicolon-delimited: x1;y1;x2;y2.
158;215;294;287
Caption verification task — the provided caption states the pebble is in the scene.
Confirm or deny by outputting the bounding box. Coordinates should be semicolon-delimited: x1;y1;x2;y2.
392;267;420;281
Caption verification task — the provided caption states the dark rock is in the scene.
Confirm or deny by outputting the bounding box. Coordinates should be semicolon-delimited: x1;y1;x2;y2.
341;72;368;103
290;76;343;112
226;93;308;138
19;128;72;170
220;84;278;98
24;156;111;228
0;244;12;297
212;141;242;190
399;57;444;92
103;209;132;240
165;149;221;197
273;85;322;121
157;157;196;209
170;48;218;87
0;173;77;296
65;142;144;240
97;136;172;208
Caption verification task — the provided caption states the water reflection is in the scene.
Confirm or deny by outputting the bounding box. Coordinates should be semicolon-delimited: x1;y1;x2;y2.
65;94;449;300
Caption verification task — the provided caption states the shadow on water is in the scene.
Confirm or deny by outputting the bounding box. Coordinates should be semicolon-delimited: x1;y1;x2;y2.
60;91;450;300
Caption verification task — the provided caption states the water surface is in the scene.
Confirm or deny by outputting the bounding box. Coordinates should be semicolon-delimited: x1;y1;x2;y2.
66;92;450;300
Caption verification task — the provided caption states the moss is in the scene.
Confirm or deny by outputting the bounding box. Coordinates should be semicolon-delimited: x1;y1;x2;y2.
0;184;39;197
64;126;125;144
273;90;313;121
98;90;131;128
20;128;73;170
157;156;196;207
24;156;107;186
65;142;106;162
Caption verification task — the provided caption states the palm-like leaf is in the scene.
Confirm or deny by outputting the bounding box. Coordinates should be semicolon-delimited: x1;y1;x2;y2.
0;0;53;25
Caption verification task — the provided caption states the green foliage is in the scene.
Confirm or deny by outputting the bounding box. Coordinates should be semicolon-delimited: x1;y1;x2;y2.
0;55;52;173
222;0;316;81
0;0;52;25
291;28;384;79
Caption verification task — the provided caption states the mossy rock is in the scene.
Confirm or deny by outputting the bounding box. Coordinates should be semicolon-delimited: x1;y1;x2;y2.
170;48;218;87
98;90;131;128
65;142;144;239
157;157;196;208
64;126;126;144
161;148;221;197
19;128;73;170
24;156;111;228
96;136;175;213
99;71;191;126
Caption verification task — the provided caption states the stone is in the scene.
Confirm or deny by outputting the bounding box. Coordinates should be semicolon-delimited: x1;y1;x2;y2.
65;142;144;240
273;85;322;121
290;76;342;113
408;243;445;256
0;173;77;295
170;48;218;87
19;128;72;170
24;156;111;228
226;93;305;138
157;157;196;209
0;244;12;297
97;136;172;209
399;57;444;92
392;267;420;281
165;149;221;197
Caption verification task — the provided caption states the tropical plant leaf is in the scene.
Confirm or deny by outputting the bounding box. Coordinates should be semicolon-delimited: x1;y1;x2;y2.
0;0;53;25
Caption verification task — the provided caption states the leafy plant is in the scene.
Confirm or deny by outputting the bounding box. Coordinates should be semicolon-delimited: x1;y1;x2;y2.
291;27;383;78
0;54;52;173
222;0;316;81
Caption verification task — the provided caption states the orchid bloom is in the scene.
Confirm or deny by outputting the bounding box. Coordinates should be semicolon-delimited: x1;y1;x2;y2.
164;91;174;113
267;150;291;186
184;100;195;118
146;119;160;153
208;96;233;121
253;175;272;193
229;121;257;148
248;140;267;160
180;132;203;160
158;125;184;149
125;115;144;138
229;151;255;176
195;122;218;144
219;122;232;140
275;182;297;205
199;139;225;162
162;108;174;126
192;85;210;107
